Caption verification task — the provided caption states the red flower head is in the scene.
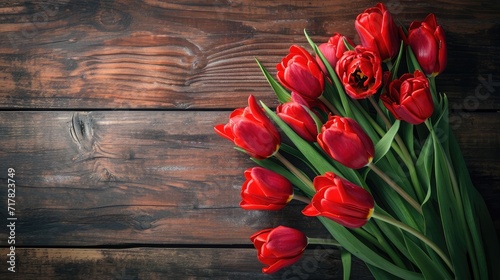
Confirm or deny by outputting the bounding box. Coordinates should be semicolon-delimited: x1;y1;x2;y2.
214;95;281;159
290;91;328;114
381;70;434;124
250;226;308;274
302;172;375;228
336;47;383;99
277;45;325;101
240;167;293;210
355;3;401;61
317;116;374;169
408;14;447;77
316;33;355;73
277;100;319;142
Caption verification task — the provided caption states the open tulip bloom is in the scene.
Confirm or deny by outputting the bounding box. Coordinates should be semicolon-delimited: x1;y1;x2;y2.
215;3;499;279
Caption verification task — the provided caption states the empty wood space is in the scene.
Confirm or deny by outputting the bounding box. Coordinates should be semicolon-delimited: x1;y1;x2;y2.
0;0;499;279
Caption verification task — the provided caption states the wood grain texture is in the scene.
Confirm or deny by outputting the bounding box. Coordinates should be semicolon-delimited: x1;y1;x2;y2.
0;247;373;279
0;0;499;278
0;0;499;109
0;111;498;247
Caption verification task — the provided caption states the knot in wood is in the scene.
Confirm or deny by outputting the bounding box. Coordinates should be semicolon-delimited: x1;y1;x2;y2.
95;8;131;32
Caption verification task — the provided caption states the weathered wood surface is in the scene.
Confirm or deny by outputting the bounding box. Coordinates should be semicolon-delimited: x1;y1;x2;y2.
0;0;499;279
0;111;498;247
0;247;373;279
0;0;499;109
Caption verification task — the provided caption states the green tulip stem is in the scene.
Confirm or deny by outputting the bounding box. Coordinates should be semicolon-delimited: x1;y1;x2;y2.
352;100;386;138
428;76;439;106
367;96;425;202
275;152;316;193
368;96;391;130
319;95;341;116
371;212;454;274
367;162;422;215
307;237;341;247
293;194;311;204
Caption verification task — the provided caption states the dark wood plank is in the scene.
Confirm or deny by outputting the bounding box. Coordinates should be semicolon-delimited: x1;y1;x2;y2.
0;247;373;279
0;0;499;109
0;111;498;246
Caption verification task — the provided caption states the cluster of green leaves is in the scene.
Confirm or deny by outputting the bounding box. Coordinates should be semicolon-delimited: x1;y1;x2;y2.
247;30;499;279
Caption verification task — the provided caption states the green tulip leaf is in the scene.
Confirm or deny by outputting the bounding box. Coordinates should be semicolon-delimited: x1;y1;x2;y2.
251;157;315;197
390;41;405;81
406;45;423;74
319;217;423;280
400;122;416;160
340;248;352;280
403;234;453;279
261;101;339;176
279;143;318;176
255;58;291;103
302;104;324;134
449;132;499;278
432;133;469;279
373;120;400;164
323;78;347;116
342;37;355;51
372;208;412;263
303;29;353;118
367;168;422;231
415;135;433;206
366;264;403;280
313;144;365;187
466;186;500;279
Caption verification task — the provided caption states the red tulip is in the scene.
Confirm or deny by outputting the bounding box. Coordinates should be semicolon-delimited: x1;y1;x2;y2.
355;3;401;61
214;95;281;159
302;172;374;228
240;167;293;210
250;226;308;274
336;47;383;99
277;45;325;101
290;91;328;114
408;14;447;77
277;100;318;142
317;116;374;169
381;70;434;124
316;33;355;73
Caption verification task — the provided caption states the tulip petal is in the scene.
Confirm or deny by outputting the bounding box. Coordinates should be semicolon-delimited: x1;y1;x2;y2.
262;255;303;274
213;124;233;141
322;129;369;169
409;29;438;75
304;172;374;228
302;203;321;217
250;226;307;274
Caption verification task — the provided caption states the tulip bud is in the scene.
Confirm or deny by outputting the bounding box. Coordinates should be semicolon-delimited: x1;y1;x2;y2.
302;172;374;228
381;70;434;124
250;226;308;274
317;116;374;169
336;47;383;99
277;101;319;142
214;95;281;159
355;3;401;61
316;33;355;73
240;167;293;210
408;14;447;77
277;45;325;101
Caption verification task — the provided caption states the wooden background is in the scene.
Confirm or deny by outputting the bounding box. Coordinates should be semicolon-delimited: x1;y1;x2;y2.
0;0;499;279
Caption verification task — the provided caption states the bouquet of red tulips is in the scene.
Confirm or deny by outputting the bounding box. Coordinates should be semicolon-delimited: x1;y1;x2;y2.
214;3;499;279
